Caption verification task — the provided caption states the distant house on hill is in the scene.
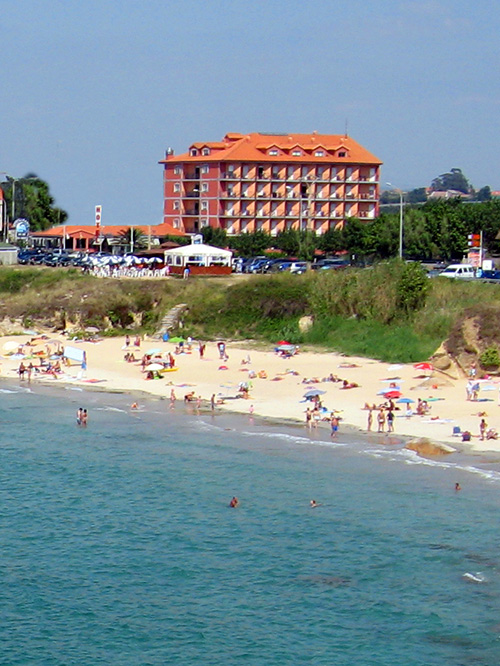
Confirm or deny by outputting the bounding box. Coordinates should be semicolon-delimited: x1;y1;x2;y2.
29;222;185;252
426;189;470;201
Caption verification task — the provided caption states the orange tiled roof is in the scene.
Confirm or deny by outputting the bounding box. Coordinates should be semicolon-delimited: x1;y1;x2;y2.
32;222;185;238
160;132;382;165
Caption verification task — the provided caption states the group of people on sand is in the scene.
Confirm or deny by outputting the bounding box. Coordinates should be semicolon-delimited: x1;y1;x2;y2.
302;374;358;389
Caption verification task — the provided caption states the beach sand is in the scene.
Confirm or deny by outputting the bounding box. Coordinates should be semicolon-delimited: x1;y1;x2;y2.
2;334;499;454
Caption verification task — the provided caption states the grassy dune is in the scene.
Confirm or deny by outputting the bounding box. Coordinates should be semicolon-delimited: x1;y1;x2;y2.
1;264;499;362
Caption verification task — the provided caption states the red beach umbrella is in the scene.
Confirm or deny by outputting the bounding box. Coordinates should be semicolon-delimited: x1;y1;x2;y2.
276;340;291;346
414;362;433;371
384;390;402;399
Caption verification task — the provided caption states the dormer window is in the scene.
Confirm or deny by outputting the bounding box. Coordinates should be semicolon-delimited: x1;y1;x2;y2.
338;151;346;157
269;149;279;156
292;150;302;156
190;148;198;156
315;150;325;157
202;148;210;156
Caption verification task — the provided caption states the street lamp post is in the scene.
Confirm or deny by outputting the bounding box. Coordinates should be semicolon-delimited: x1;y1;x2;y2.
386;182;404;259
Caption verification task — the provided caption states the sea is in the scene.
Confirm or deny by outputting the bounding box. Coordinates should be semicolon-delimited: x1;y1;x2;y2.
1;381;500;666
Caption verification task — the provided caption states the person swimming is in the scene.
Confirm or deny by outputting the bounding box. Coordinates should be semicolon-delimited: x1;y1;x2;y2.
310;500;321;508
455;482;461;491
229;496;239;508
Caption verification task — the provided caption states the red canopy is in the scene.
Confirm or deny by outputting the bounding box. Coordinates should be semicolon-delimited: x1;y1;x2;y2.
384;390;402;399
414;362;433;371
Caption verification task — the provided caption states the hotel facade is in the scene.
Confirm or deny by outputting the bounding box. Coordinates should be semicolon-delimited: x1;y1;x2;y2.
160;132;382;236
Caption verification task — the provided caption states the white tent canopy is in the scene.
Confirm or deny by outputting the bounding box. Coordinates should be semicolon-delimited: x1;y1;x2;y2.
164;242;232;267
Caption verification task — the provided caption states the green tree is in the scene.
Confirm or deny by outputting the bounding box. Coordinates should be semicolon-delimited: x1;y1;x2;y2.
476;186;492;202
229;231;271;257
201;226;228;247
0;174;68;231
117;227;146;252
406;187;427;204
430;168;470;194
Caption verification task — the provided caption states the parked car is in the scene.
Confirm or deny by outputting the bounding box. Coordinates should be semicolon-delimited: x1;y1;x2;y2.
439;264;476;279
312;259;349;271
289;261;308;274
479;269;500;281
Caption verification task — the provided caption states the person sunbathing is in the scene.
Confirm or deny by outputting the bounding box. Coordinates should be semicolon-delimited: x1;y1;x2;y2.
486;428;498;440
341;380;359;389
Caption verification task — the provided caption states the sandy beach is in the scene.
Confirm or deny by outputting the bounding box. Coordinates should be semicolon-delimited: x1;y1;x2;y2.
2;333;500;455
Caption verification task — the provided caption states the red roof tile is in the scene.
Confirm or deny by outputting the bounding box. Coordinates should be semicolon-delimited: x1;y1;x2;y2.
161;132;381;165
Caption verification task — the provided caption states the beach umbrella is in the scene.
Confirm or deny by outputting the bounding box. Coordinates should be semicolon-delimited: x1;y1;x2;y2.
3;341;20;352
85;326;100;334
304;389;327;398
146;363;164;371
414;362;433;371
146;348;161;355
396;397;415;404
169;336;185;343
384;390;402;399
276;340;291;346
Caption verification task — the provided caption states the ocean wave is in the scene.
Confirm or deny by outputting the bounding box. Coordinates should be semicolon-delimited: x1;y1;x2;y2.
95;406;128;413
365;447;500;484
462;572;486;584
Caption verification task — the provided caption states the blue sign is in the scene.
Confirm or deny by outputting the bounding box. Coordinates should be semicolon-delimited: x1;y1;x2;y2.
14;218;30;238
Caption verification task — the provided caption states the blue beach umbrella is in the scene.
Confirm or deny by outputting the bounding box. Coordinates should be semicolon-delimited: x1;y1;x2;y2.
304;389;326;398
396;398;415;404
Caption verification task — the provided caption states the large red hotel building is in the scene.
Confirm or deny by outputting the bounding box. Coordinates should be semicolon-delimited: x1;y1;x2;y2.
160;132;382;236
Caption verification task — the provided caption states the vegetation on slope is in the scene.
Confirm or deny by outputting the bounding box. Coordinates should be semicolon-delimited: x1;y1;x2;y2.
2;263;500;363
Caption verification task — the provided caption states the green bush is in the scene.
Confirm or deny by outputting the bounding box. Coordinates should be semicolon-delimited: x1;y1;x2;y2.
480;346;500;369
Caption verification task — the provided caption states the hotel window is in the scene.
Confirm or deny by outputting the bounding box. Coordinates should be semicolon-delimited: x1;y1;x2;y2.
201;218;209;227
287;166;295;179
173;201;180;210
201;183;208;192
269;149;279;156
338;151;346;157
201;201;208;211
174;166;182;175
315;150;325;157
174;183;180;192
201;165;209;174
190;148;198;156
292;150;301;156
173;218;180;228
202;148;210;155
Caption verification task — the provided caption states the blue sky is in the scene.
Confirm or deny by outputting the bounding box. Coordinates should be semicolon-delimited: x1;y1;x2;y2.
1;0;498;226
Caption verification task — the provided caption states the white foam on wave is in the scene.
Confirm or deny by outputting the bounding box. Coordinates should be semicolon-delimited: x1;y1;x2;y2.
365;447;500;484
0;387;32;394
95;406;127;413
462;572;486;583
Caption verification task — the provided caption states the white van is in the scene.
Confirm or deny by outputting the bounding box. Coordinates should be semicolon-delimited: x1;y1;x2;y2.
439;264;476;279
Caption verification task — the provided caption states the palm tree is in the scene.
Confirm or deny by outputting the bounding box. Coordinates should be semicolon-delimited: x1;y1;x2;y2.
117;227;146;253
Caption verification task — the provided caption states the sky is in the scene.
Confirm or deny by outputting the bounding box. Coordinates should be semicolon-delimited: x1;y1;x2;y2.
1;0;499;227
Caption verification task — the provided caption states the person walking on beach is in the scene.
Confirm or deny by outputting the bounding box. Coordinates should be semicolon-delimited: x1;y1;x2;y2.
170;389;176;408
305;407;312;430
377;408;386;433
76;407;83;426
387;409;394;433
125;335;130;348
367;409;373;432
81;409;88;427
27;362;33;383
330;413;339;438
211;393;216;411
199;342;206;359
480;417;487;441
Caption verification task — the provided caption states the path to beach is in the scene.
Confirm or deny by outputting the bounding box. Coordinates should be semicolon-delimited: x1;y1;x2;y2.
2;334;500;454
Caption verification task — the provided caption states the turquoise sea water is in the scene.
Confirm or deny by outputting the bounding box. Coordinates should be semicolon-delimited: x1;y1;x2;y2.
1;383;500;665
